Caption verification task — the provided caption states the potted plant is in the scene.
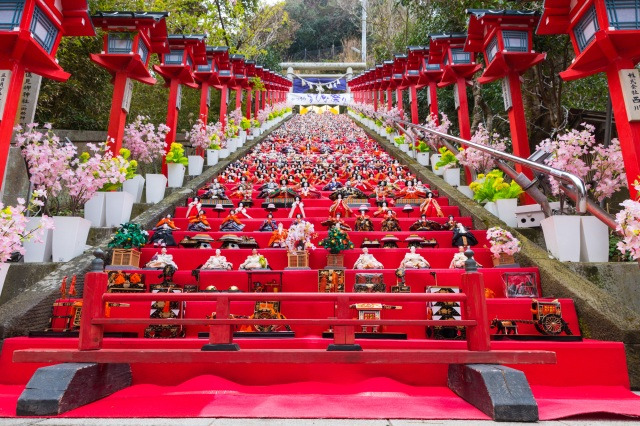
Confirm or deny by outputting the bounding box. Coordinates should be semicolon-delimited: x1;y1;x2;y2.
0;197;53;289
16;124;97;262
415;141;431;166
486;226;521;266
318;224;354;269
434;147;460;183
107;222;149;268
121;148;143;203
185;120;210;176
240;116;252;141
101;148;134;228
122;115;169;204
165;142;189;188
394;134;409;153
284;220;317;269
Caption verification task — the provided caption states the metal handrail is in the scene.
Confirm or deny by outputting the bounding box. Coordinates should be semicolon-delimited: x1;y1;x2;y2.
357;108;588;214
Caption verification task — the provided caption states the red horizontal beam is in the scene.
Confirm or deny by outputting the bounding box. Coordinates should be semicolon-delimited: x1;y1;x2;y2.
102;292;468;303
13;349;556;365
92;318;478;327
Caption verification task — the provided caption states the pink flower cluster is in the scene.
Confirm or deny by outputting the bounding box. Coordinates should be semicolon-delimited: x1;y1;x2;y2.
256;107;271;125
419;113;451;148
186;120;224;150
615;178;640;261
0;197;54;263
486;226;521;257
284;220;317;254
383;107;404;127
458;124;508;174
535;124;626;201
229;108;243;126
123;116;170;164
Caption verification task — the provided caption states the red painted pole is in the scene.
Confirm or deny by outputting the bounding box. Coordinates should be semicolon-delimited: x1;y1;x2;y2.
235;88;242;110
261;90;266;110
162;78;181;176
373;90;378;111
386;88;392;110
456;77;473;185
78;271;108;351
199;81;210;124
254;90;260;118
429;81;439;124
0;61;25;193
396;88;403;110
105;71;129;156
607;61;640;199
246;90;252;119
410;85;419;124
506;71;536;204
462;271;490;352
220;85;228;130
209;295;233;345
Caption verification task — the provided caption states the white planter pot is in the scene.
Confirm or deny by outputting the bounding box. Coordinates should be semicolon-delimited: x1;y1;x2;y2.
188;155;204;176
239;130;247;144
105;192;134;227
167;163;186;188
122;175;145;203
407;150;416;159
431;154;444;175
443;168;461;187
541;215;581;262
458;185;474;199
84;192;106;227
496;198;518;227
0;263;9;299
23;217;53;263
417;152;430;166
227;138;238;152
252;128;260;137
52;216;91;262
219;148;230;159
580;216;609;262
207;150;219;166
145;173;167;204
399;144;409;153
484;201;499;216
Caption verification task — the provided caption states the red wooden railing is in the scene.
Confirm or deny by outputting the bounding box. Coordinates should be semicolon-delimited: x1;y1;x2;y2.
13;269;557;365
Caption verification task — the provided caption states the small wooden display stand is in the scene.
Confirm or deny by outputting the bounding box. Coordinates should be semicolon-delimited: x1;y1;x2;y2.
326;253;344;269
109;249;141;269
492;253;517;267
286;251;310;270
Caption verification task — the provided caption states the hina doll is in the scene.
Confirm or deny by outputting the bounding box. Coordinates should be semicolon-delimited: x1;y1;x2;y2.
299;181;321;198
395;180;426;199
268;223;288;248
219;209;246;232
145;247;179;269
321;212;352;231
409;214;442;231
288;196;306;218
381;209;402;232
328;194;354;218
202;249;233;270
239;249;269;270
354;205;374;231
452;223;478;247
419;192;444;217
373;201;393;218
443;215;458;231
259;213;278;232
149;215;179;247
322;177;343;191
353;247;384;269
236;202;253;219
399;246;430;269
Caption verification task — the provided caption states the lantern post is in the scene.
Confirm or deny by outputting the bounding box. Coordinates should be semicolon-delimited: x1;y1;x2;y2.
404;47;429;124
0;0;94;191
244;60;256;119
209;46;235;129
465;9;545;190
153;34;207;175
91;11;169;155
382;60;393;110
231;54;246;111
430;33;482;184
193;46;223;125
254;65;263;118
392;54;407;111
538;0;640;198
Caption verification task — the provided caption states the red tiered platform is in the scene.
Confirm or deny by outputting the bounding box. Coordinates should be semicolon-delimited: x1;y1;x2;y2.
2;114;639;420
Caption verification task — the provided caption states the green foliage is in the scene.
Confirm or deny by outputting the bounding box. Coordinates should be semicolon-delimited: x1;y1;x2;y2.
416;141;430;153
469;170;523;202
165;142;189;165
394;135;405;145
318;225;354;254
108;222;148;249
434;147;458;170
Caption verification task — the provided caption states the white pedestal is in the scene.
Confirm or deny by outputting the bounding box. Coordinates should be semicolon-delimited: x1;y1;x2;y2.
541;215;581;262
496;198;518;228
52;216;91;262
443;168;461;187
219;148;230;159
145;174;167;204
23;217;53;263
105;192;134;227
484;201;498;216
167;163;185;188
84;192;106;227
458;186;474;199
207;150;219;166
188;156;204;176
417;153;430;166
122;175;144;203
580;216;610;262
